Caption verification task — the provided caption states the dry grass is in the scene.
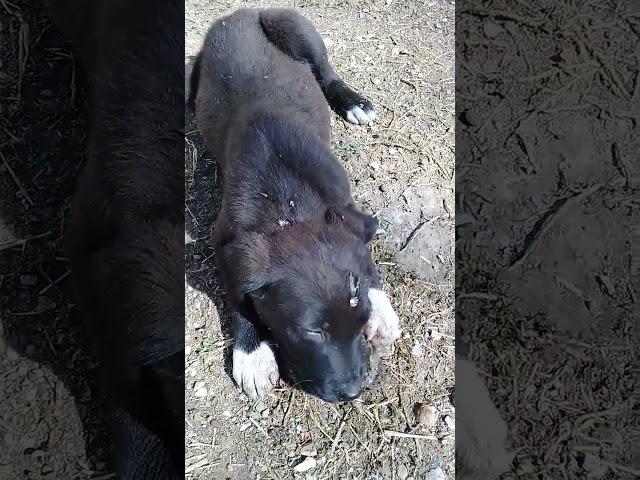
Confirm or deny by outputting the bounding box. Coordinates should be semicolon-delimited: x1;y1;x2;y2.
185;0;455;478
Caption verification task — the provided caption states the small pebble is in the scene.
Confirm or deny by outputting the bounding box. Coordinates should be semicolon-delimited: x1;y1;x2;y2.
596;274;615;296
378;462;392;477
429;329;442;341
36;296;56;312
483;20;504;39
443;415;455;430
517;460;535;474
300;445;317;457
248;410;262;420
6;348;17;362
413;403;438;428
397;464;409;480
194;387;207;398
411;343;424;358
293;456;317;473
423;466;445;480
20;274;38;286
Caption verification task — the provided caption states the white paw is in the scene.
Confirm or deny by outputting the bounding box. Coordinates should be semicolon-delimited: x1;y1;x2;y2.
364;288;401;356
346;105;377;126
232;341;280;400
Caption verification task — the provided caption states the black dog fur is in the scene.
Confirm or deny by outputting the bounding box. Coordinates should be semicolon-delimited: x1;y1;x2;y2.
48;0;184;477
191;8;381;402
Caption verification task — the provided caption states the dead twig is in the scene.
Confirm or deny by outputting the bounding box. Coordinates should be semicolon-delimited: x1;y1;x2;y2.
383;430;437;440
1;151;34;206
39;270;71;295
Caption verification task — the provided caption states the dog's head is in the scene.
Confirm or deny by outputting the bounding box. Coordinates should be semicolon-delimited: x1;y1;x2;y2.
226;205;379;402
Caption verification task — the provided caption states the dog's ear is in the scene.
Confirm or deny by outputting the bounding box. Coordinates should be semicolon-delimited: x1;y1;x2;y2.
325;205;378;244
222;232;273;297
359;211;379;243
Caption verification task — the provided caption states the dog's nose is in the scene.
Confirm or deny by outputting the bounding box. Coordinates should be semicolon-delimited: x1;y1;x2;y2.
336;384;361;401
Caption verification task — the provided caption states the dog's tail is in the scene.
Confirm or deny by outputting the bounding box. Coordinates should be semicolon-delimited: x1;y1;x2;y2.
186;52;202;111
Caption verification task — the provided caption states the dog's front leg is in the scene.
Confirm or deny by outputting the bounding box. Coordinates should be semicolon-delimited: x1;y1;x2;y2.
365;288;402;357
231;308;280;400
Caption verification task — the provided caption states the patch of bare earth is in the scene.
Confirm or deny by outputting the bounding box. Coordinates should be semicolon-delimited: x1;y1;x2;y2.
458;1;638;478
185;0;455;479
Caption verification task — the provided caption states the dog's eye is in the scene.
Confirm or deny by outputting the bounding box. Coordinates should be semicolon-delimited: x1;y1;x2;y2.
249;283;272;301
304;330;324;341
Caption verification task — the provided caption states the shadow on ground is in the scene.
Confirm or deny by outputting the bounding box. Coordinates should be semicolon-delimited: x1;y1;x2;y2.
184;110;234;377
0;1;110;475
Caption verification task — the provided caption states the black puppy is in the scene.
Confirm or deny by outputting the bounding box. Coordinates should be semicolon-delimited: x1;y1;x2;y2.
190;8;401;402
48;0;184;476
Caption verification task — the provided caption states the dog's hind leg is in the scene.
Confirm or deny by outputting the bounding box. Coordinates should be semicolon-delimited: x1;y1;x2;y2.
259;8;376;126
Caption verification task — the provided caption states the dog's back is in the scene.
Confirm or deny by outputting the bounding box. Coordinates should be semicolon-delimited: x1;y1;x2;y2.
194;8;331;163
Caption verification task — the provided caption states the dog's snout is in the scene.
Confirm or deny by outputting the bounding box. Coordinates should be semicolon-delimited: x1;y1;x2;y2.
315;377;363;402
336;384;361;402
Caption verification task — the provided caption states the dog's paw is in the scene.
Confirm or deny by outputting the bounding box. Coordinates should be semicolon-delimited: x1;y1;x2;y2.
364;288;401;357
232;341;280;400
326;80;377;126
345;102;377;126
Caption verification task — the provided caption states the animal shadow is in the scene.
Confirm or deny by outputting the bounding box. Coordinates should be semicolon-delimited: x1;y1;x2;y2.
184;109;234;378
0;2;110;472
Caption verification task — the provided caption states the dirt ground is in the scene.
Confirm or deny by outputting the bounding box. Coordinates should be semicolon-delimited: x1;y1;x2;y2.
185;1;455;479
457;1;638;479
